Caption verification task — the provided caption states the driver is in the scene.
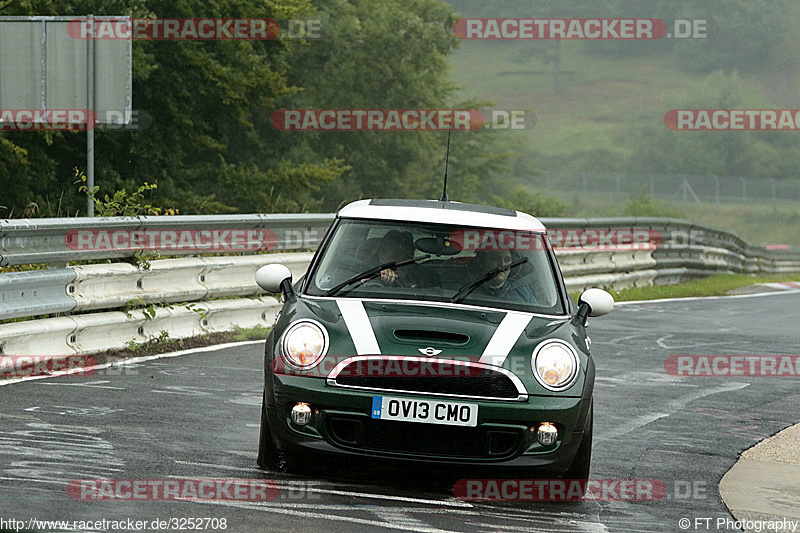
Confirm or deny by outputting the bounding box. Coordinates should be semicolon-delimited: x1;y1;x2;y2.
470;249;535;302
373;230;421;287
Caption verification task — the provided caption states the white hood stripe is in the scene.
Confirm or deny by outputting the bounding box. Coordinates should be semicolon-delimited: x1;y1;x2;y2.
479;312;532;367
337;299;381;355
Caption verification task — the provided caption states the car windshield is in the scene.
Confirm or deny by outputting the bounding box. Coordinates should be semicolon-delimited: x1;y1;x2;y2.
306;219;565;314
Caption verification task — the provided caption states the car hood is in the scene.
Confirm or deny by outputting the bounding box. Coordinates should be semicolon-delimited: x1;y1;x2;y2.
354;300;537;361
275;296;588;396
293;296;573;359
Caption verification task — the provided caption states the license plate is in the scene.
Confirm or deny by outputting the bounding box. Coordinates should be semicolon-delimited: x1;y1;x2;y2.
371;396;478;427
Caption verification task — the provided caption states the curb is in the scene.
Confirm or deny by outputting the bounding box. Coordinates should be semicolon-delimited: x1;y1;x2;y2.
720;423;800;532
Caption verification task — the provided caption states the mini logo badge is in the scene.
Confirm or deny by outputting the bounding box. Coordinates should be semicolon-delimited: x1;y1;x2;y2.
418;347;442;356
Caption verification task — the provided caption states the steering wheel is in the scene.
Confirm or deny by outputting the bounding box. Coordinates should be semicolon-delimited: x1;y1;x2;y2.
362;277;401;289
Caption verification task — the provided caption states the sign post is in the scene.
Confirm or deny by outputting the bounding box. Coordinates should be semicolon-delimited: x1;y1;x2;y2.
87;14;95;216
0;16;133;216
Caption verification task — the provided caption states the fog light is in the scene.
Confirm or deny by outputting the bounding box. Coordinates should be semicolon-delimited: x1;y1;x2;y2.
291;403;312;426
537;422;558;445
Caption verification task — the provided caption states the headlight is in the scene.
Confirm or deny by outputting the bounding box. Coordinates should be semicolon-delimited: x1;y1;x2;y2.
531;340;579;391
281;320;328;370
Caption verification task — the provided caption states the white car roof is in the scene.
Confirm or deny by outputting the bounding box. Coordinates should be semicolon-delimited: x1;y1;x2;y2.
337;199;547;232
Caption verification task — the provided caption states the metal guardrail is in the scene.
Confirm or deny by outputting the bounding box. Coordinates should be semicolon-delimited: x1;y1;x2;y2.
0;269;77;319
3;213;798;266
0;214;335;266
1;214;799;356
67;253;314;312
0;297;282;356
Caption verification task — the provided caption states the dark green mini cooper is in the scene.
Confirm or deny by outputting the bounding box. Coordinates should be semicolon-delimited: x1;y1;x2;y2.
255;199;613;479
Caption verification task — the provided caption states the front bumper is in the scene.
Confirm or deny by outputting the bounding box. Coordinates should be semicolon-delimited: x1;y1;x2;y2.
266;373;591;472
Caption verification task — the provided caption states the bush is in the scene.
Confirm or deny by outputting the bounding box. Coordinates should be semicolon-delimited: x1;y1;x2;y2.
495;187;568;217
622;193;686;218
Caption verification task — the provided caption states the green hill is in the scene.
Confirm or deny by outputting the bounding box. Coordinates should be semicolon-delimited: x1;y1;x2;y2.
445;3;800;244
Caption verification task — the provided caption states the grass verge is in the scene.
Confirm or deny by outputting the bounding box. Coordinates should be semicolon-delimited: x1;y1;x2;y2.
107;325;271;358
594;273;800;302
0;325;271;383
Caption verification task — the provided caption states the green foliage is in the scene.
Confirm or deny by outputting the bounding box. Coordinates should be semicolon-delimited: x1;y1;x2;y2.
1;0;513;215
624;70;800;179
212;158;349;213
131;251;161;270
231;324;272;341
444;0;800;224
609;273;800;302
285;0;463;209
123;298;208;322
0;0;341;216
124;329;172;352
123;297;158;319
453;0;791;75
183;302;208;320
622;192;686;218
494;187;568;217
1;0;796;222
123;338;140;351
117;326;268;356
153;330;171;344
75;168;173;217
668;0;791;74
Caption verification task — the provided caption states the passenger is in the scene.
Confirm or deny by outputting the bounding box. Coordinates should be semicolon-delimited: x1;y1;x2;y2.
470;249;535;302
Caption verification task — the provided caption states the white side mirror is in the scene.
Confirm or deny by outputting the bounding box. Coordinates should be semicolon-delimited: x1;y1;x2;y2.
579;288;614;317
256;264;293;293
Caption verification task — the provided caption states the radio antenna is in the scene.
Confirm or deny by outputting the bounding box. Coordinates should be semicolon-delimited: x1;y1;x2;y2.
440;127;451;202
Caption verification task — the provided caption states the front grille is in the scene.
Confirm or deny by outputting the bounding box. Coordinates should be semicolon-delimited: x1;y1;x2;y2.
328;358;523;400
326;416;523;458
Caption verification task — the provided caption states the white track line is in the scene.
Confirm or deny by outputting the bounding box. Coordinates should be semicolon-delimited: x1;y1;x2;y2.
597;382;749;441
0;340;263;387
170;461;471;508
189;499;461;532
616;286;800;305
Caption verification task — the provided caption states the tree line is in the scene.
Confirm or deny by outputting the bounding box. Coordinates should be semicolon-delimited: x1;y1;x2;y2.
1;0;538;217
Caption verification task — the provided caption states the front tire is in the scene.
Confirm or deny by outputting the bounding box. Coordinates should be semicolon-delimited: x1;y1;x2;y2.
257;393;280;470
563;404;592;482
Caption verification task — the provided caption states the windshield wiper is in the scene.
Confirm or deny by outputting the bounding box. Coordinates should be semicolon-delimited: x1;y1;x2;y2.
324;255;431;297
450;257;528;303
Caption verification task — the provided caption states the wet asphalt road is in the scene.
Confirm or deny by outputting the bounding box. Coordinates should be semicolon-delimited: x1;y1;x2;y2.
1;291;799;533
